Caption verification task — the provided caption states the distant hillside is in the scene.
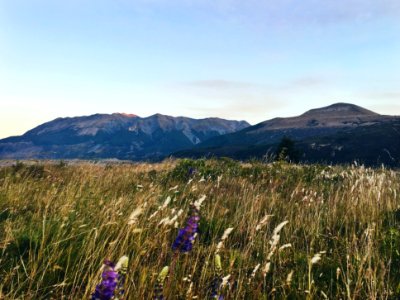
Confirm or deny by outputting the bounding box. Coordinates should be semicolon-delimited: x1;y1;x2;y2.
174;103;400;167
0;113;249;160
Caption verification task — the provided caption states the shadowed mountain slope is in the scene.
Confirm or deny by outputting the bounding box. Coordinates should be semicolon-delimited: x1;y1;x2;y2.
174;103;400;167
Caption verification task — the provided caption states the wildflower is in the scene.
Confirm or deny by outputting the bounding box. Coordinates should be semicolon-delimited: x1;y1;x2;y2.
92;260;119;300
153;266;169;300
172;204;200;253
188;167;197;177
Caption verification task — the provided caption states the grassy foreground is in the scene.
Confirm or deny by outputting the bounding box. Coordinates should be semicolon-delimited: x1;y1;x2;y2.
0;159;400;299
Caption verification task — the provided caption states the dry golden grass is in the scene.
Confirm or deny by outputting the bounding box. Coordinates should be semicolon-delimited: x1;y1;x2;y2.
0;159;399;299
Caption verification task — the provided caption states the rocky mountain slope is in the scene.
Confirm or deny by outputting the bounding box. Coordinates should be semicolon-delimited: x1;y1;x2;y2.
0;113;249;160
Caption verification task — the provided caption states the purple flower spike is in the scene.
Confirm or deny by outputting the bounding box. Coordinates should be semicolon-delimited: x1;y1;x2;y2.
92;260;119;300
172;205;200;253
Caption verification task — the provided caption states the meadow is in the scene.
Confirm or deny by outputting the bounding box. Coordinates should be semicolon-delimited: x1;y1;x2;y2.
0;159;399;299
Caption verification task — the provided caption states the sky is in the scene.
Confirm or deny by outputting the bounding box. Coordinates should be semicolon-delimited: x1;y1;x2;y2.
1;0;400;138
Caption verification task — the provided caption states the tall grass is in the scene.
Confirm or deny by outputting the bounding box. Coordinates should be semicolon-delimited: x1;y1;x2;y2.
0;159;399;299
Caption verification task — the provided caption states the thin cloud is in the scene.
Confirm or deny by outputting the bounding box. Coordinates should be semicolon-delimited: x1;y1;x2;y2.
362;91;400;100
183;80;258;90
187;97;287;124
178;75;328;95
287;77;328;88
130;0;400;27
173;79;288;122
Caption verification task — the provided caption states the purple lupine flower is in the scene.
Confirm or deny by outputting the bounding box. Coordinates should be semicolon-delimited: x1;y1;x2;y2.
92;260;119;300
210;276;223;299
188;167;197;177
172;205;200;253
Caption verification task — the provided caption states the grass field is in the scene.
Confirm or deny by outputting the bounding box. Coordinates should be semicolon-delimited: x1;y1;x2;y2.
0;159;400;299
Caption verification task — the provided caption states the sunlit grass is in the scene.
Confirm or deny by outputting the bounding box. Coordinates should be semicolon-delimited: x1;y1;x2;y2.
0;159;399;299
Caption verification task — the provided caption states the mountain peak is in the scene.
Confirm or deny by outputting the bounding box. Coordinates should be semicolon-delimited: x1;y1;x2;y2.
114;113;138;118
301;103;379;117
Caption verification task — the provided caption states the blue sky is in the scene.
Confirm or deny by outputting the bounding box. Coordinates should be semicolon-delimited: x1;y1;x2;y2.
1;0;400;138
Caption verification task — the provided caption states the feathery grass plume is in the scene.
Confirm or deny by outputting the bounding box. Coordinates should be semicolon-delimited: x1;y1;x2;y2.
216;227;234;253
278;243;292;251
272;220;289;237
194;195;206;210
248;264;261;284
217;175;223;188
210;254;223;299
114;256;129;299
336;268;341;281
153;266;169;300
307;251;326;298
221;275;231;288
286;270;294;286
311;253;322;265
159;209;184;227
168;185;178;191
162;196;172;209
148;196;175;220
172;204;200;252
91;260;119;300
127;206;143;225
267;221;289;260
311;251;326;265
262;262;271;278
255;214;273;231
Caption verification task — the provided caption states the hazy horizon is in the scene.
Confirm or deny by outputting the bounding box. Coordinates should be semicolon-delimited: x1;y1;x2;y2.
1;1;400;139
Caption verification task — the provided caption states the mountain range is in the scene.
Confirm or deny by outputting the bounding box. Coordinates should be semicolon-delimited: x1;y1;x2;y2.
1;103;399;166
0;113;249;160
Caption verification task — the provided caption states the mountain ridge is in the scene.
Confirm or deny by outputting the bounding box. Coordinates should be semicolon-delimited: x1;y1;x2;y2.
1;102;399;166
0;113;249;160
174;103;400;167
